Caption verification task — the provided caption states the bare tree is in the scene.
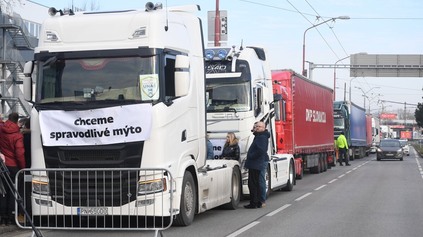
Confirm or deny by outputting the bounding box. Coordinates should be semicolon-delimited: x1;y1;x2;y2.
0;0;22;15
71;0;100;12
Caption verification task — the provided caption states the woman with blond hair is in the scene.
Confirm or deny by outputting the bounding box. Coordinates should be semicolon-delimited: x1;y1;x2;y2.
220;132;240;160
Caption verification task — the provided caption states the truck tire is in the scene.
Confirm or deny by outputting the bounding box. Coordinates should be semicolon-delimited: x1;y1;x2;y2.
296;163;304;180
174;171;196;226
223;167;241;209
283;161;295;191
322;156;327;172
265;166;271;199
310;163;319;174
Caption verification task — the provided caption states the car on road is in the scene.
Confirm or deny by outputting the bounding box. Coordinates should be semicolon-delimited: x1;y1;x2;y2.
377;139;404;161
399;139;410;156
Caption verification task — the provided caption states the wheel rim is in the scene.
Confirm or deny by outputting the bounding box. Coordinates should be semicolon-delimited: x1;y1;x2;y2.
289;164;294;182
184;182;194;215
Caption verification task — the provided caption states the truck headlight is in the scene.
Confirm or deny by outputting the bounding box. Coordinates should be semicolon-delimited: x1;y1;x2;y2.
138;178;166;195
32;180;50;195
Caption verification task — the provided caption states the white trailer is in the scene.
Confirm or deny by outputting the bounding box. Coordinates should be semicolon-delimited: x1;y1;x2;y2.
204;46;295;197
23;2;240;227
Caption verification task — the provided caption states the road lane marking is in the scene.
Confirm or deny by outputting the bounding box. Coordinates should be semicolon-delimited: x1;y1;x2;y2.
295;192;312;201
415;156;423;180
266;204;291;217
228;157;374;237
315;184;327;190
227;221;260;237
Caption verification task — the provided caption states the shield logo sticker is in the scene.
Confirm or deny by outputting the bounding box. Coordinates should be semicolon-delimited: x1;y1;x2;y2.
140;74;159;100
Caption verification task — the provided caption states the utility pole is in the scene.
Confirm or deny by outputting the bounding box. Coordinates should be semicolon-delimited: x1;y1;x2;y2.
214;0;221;46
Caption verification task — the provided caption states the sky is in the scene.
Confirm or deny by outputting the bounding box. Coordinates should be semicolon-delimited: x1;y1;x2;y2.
23;0;423;113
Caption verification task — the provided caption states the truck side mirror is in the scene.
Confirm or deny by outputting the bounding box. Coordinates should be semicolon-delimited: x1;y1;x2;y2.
23;61;34;102
273;93;282;102
174;55;190;97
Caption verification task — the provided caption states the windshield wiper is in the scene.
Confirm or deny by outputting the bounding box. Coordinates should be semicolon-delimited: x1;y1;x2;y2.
207;106;237;114
211;99;238;106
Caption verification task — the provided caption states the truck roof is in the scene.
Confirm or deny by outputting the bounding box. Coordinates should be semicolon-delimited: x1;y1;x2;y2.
36;5;202;54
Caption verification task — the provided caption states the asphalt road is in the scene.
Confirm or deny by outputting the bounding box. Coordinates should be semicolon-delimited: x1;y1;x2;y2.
5;148;423;237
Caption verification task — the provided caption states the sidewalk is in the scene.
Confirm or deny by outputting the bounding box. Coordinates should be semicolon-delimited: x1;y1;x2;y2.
0;224;20;235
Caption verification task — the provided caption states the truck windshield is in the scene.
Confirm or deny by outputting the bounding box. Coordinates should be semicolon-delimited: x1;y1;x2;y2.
334;118;345;129
206;80;251;112
36;56;158;104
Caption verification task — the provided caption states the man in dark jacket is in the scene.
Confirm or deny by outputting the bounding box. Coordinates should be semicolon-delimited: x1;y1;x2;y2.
244;121;269;209
0;112;25;225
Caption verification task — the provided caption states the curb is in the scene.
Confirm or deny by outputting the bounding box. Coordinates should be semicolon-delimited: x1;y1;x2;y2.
0;225;20;235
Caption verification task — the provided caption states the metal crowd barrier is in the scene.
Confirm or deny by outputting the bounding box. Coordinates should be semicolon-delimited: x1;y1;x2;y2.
15;168;174;237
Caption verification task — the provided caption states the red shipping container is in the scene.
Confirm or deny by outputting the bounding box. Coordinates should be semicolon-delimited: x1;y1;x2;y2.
273;70;334;155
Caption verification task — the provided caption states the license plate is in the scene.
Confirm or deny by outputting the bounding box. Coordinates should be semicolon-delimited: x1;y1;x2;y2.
77;207;108;216
386;153;393;156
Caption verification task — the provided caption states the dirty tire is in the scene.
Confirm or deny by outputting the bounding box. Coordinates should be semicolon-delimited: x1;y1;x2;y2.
283;161;295;191
174;171;196;226
223;167;241;209
296;163;304;180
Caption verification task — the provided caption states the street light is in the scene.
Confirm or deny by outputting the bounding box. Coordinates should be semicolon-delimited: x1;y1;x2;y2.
333;55;351;101
367;93;382;114
355;86;380;113
302;15;350;77
348;77;357;102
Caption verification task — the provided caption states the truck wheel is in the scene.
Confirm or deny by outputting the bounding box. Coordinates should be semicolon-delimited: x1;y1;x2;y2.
223;167;241;209
296;163;304;180
317;156;323;173
310;162;319;174
174;171;196;226
283;161;295;191
322;157;327;172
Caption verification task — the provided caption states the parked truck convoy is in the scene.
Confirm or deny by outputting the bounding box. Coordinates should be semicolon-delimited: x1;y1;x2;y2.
272;70;335;178
23;3;243;227
333;101;370;159
20;2;380;229
205;46;295;197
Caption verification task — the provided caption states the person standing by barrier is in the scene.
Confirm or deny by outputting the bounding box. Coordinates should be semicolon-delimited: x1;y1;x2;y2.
0;112;25;225
336;132;350;166
20;118;32;222
244;121;269;209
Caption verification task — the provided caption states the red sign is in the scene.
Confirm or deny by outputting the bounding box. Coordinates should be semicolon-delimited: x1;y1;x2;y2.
380;113;397;119
400;131;412;139
390;125;405;129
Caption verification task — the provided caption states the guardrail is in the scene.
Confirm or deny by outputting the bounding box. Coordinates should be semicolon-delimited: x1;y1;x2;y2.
15;168;174;237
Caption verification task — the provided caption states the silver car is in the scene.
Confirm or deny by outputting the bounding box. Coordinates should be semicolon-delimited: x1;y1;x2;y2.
399;139;410;156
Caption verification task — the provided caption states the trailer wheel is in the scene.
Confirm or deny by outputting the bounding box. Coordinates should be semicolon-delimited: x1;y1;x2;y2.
174;171;196;226
283;161;295;191
310;160;319;174
322;156;328;172
223;167;241;209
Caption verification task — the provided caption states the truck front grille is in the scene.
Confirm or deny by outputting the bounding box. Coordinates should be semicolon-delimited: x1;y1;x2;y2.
42;142;143;206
